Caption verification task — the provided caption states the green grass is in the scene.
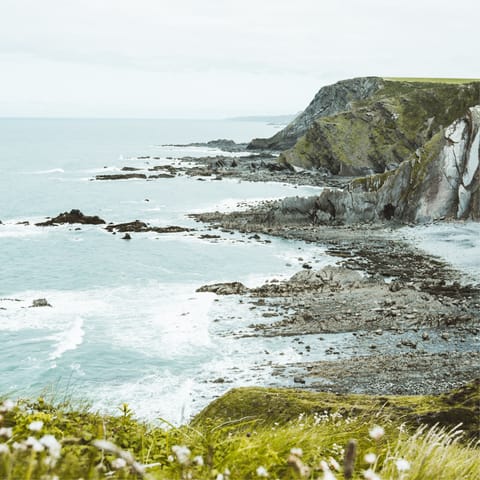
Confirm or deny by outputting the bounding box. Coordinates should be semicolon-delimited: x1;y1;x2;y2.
0;382;479;479
384;77;480;84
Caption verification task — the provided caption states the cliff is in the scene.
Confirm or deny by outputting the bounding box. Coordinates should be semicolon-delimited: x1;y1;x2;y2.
248;76;383;151
250;77;480;176
266;105;480;224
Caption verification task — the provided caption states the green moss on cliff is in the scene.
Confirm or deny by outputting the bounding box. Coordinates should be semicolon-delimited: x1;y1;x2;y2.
193;380;480;439
284;79;480;174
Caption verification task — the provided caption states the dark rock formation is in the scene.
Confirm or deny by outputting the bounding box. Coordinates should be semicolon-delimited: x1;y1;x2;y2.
36;209;106;226
165;139;248;152
95;173;147;180
106;220;192;234
30;298;52;307
196;282;248;295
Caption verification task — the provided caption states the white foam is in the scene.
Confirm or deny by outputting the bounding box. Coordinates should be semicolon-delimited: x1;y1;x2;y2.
398;222;480;280
48;317;85;360
28;168;65;174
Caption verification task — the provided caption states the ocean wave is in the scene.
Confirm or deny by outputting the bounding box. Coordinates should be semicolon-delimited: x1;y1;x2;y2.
49;317;85;361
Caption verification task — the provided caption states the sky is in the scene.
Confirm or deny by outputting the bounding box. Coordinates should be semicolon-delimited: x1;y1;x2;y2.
0;0;479;118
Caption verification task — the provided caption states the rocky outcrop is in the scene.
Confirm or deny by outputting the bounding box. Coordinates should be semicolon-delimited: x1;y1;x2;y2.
96;173;147;180
248;77;384;151
106;221;192;234
264;106;480;224
36;209;106;226
196;282;248;295
255;78;480;176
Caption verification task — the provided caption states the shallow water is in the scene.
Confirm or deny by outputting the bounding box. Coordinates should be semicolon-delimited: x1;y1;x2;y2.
0;118;337;422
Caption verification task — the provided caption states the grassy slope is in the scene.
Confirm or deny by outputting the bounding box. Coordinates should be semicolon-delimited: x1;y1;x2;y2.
281;79;480;173
1;381;478;479
384;77;480;84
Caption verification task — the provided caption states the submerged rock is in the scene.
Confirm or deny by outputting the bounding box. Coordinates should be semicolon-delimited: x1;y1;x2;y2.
35;209;106;226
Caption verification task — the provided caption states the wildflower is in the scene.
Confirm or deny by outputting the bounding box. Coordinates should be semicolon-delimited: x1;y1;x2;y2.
111;458;127;470
364;453;377;464
329;457;340;471
363;469;381;480
12;441;27;452
224;467;231;477
395;458;411;472
369;425;385;441
323;470;337;480
0;400;15;413
0;427;12;439
0;444;10;455
28;420;44;432
216;475;224;480
25;436;45;452
167;455;174;462
172;445;191;465
93;439;118;452
193;455;204;466
290;447;303;457
40;435;61;459
256;465;269;477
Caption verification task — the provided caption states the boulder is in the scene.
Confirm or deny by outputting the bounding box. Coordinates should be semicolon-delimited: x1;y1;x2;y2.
35;209;106;226
196;282;248;295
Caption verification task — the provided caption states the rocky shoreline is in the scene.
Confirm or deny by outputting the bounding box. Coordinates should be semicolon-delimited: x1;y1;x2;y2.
192;205;479;396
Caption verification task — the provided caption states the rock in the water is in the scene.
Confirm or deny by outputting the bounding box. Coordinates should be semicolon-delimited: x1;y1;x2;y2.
36;209;106;226
31;298;51;307
95;173;147;180
106;221;192;234
122;233;132;240
196;282;248;295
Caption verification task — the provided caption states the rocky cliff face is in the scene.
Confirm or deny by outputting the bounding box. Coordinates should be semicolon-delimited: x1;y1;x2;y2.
266;106;480;224
248;77;384;151
263;78;480;176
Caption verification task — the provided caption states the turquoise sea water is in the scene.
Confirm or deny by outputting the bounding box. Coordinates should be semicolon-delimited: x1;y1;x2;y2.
0;118;338;422
1;119;479;423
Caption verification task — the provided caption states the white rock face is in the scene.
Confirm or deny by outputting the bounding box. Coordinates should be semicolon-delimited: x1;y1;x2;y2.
415;106;480;222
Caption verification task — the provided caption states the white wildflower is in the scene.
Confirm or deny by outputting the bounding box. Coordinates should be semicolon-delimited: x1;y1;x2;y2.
369;425;385;441
28;420;44;432
12;441;27;452
25;436;45;452
290;447;303;457
0;427;13;439
0;444;10;455
216;474;224;480
323;470;337;480
93;439;118;452
172;445;191;465
320;460;330;472
0;400;15;413
111;458;127;470
363;468;381;480
395;458;411;472
224;467;231;477
256;465;269;477
329;457;340;471
167;454;174;462
364;453;377;464
193;455;204;466
40;435;61;459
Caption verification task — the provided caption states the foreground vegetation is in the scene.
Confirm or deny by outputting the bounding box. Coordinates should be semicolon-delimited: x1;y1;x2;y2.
0;381;478;479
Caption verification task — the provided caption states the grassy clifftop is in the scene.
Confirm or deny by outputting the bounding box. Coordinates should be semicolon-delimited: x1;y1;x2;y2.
278;78;480;175
1;381;479;479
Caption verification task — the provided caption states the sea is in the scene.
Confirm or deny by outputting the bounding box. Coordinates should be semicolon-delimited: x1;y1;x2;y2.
1;118;479;423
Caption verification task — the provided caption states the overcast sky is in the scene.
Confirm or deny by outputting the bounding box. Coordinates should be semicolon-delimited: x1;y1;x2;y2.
1;0;478;118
